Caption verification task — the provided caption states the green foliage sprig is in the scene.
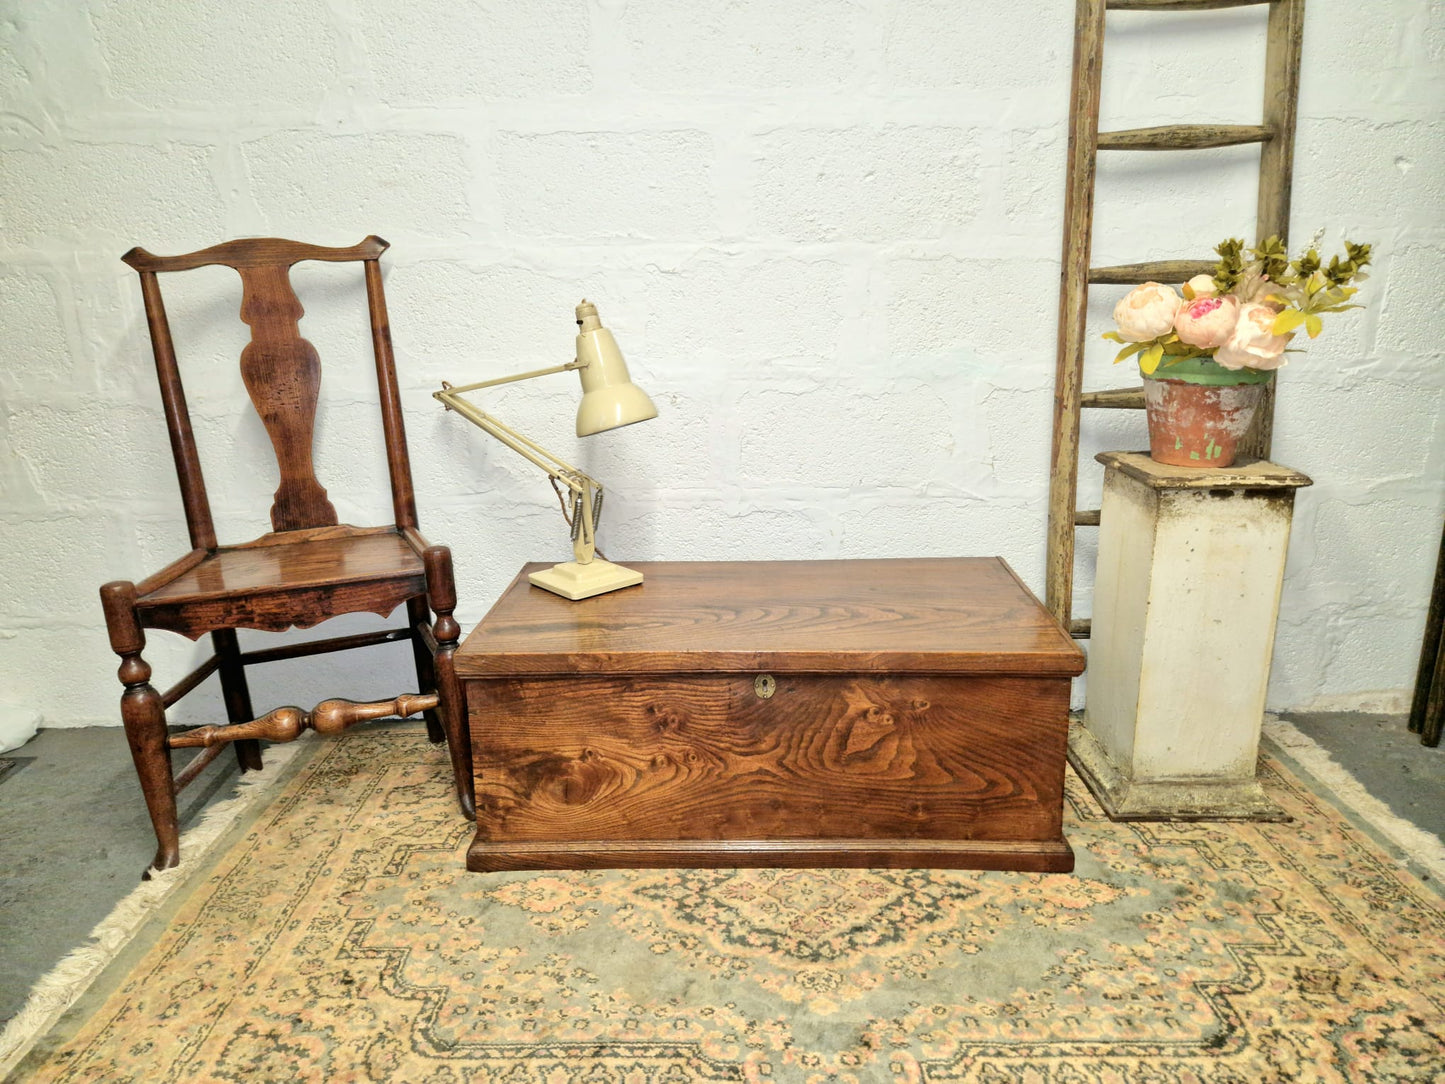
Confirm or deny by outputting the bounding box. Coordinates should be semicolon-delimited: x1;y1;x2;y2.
1263;237;1371;339
1212;238;1247;296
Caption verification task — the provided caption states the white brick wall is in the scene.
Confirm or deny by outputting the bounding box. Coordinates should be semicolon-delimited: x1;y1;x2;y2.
1;0;1441;729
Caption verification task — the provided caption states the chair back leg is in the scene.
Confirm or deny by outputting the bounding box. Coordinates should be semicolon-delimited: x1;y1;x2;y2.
407;596;445;744
212;628;264;771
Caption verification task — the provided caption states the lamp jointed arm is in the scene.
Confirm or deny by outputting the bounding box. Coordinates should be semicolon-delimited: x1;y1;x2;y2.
438;359;585;398
434;381;605;566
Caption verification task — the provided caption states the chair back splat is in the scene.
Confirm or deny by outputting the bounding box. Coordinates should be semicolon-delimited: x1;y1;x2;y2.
120;235;416;537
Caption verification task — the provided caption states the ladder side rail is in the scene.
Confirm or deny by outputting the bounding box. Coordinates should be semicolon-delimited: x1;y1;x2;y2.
1046;0;1110;628
1241;0;1306;460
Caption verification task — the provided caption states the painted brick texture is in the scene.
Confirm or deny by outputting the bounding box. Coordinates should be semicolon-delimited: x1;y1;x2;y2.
0;0;1441;729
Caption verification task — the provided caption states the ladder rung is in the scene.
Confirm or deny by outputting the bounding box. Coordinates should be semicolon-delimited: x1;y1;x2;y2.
1081;387;1145;409
1098;124;1274;151
1089;259;1215;285
1075;510;1102;526
1107;0;1276;11
1070;619;1092;639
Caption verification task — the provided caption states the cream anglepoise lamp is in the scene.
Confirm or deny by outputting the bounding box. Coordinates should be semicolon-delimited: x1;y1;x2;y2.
434;301;657;600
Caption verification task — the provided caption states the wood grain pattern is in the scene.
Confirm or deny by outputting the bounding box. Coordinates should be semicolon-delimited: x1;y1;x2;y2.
1097;123;1273;151
1239;0;1305;462
365;258;419;531
457;558;1084;678
470;839;1074;873
238;626;412;665
424;543;476;820
106;236;474;876
101;580;180;873
140;579;424;640
170;742;227;794
1087;259;1217;286
1046;0;1107;629
461;558;1080;873
135;273;217;550
121;235;389;274
1080;386;1145;409
236;262;336;531
142;532;423;603
213;628;263;772
472;674;1069;844
1095;451;1311;491
1107;0;1276;10
136;531;425;638
1255;0;1305;257
170;692;439;748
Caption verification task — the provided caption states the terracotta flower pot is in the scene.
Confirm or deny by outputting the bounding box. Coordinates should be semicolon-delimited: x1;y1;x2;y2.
1142;357;1270;468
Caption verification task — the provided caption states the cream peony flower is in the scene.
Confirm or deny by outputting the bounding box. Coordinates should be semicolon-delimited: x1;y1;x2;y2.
1184;274;1218;298
1215;302;1293;370
1173;294;1240;349
1112;282;1181;342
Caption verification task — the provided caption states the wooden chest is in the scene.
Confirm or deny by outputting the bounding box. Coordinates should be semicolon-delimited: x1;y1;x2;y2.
455;558;1085;873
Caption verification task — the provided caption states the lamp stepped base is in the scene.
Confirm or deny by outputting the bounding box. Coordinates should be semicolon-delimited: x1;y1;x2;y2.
529;559;644;600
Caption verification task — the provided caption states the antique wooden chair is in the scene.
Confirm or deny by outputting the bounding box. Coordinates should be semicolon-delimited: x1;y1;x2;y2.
100;236;474;876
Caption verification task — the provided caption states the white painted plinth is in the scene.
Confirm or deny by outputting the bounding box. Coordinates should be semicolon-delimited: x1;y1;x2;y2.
1071;452;1312;820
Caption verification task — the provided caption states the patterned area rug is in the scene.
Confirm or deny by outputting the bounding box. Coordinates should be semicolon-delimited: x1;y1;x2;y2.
13;729;1443;1083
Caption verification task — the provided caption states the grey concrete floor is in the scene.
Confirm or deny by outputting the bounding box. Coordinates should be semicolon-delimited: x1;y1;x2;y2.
0;728;252;1024
1;714;1441;1027
1274;710;1445;839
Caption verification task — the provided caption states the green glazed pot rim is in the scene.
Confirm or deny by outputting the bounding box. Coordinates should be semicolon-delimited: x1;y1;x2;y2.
1142;355;1273;385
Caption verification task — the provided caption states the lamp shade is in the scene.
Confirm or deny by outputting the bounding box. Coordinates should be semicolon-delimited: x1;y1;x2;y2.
573;300;658;436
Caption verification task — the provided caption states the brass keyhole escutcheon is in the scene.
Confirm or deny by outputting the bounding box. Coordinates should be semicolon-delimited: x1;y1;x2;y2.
754;674;776;699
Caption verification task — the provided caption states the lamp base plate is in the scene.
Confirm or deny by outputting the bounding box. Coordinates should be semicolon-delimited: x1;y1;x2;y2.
528;560;644;601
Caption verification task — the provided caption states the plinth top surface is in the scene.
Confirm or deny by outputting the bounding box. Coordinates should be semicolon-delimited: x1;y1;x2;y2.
1096;452;1312;490
456;557;1085;677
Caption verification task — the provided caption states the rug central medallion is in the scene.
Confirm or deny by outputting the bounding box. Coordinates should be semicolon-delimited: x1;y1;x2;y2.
632;866;966;963
485;857;1137;1015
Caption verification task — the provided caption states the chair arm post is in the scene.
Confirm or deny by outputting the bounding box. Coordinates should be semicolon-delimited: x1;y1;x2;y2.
100;581;149;688
422;545;460;646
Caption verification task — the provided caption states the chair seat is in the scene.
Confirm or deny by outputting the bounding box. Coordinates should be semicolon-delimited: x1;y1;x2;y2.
137;529;426;639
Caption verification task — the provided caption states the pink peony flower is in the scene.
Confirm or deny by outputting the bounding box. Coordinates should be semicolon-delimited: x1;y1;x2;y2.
1173;294;1240;349
1215;302;1293;370
1112;282;1181;342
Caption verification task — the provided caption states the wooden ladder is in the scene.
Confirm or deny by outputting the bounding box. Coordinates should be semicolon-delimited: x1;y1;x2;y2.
1046;0;1306;636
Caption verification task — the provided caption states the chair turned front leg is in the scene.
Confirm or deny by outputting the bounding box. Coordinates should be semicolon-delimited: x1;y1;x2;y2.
424;546;475;821
101;581;180;876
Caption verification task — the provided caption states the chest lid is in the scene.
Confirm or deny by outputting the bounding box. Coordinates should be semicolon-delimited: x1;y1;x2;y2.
455;558;1084;678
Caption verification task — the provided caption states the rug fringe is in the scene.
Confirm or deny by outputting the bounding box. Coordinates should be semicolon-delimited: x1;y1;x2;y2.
0;742;304;1079
1263;716;1445;884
